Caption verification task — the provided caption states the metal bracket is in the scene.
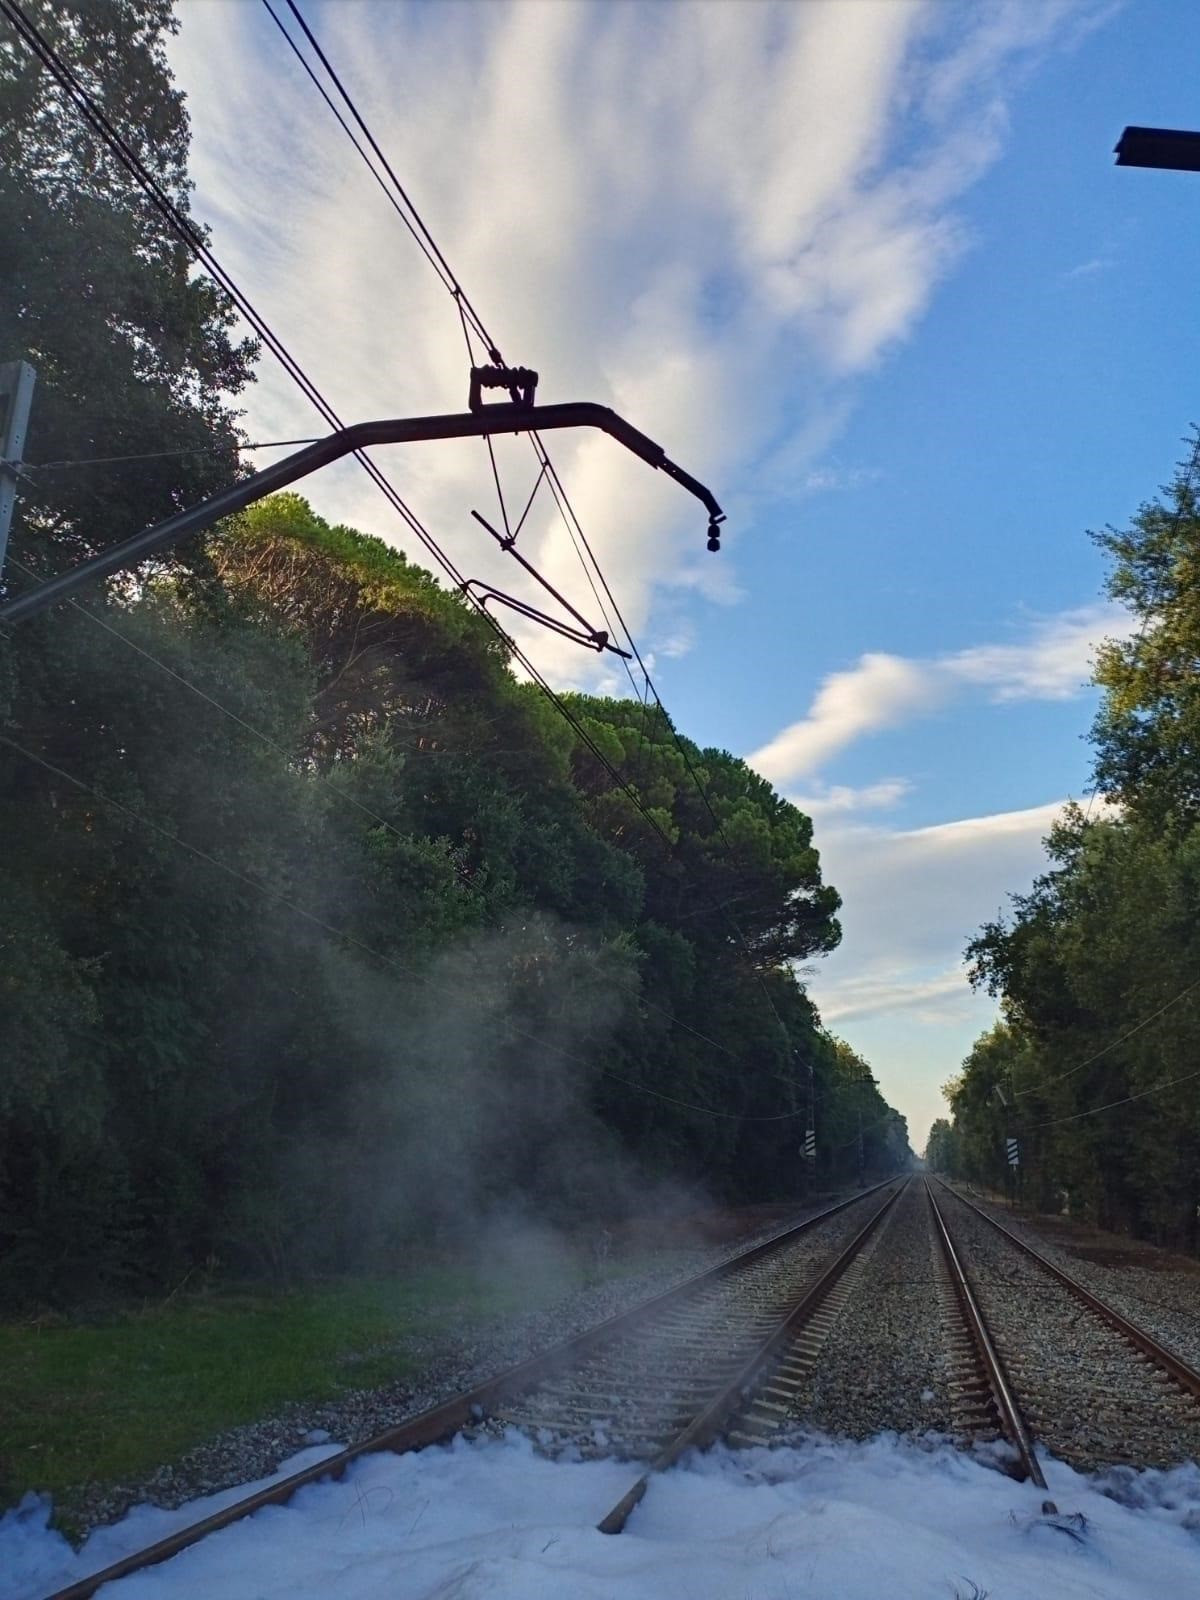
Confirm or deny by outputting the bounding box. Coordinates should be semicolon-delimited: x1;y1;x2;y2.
469;365;538;413
463;580;630;658
0;400;725;625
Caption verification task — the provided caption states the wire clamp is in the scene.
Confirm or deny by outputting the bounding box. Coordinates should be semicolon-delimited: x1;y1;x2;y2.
469;365;538;412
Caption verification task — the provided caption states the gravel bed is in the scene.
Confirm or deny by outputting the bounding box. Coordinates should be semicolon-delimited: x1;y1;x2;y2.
490;1185;895;1458
937;1187;1200;1472
785;1178;952;1439
58;1189;875;1536
945;1184;1200;1374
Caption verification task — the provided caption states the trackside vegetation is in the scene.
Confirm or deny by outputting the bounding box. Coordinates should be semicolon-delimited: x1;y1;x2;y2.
929;444;1200;1251
0;0;913;1326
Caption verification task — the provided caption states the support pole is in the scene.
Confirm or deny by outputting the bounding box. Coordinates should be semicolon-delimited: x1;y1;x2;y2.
0;360;36;584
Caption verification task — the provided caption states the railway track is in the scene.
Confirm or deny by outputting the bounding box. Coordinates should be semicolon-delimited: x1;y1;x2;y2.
39;1172;1200;1597
928;1179;1200;1475
44;1179;902;1598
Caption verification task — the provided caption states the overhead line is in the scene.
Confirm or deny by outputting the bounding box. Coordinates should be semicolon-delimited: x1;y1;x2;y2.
28;440;322;470
9;0;820;1127
1013;977;1200;1099
274;4;801;1006
264;0;821;1108
1029;1065;1200;1129
0;8;727;1052
278;0;503;360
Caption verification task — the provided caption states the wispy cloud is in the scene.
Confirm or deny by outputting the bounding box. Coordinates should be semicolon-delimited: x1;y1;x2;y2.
1063;256;1114;280
168;0;1103;685
804;465;882;493
806;796;1087;1027
820;967;976;1026
792;778;914;820
750;602;1129;785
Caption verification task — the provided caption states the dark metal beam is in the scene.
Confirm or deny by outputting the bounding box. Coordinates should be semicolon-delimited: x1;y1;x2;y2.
1114;125;1200;172
0;401;726;625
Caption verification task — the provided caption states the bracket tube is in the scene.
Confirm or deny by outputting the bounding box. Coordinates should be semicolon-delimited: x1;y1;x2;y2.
0;403;725;625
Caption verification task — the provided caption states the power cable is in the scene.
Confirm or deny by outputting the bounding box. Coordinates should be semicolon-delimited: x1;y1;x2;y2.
7;0;817;1125
1029;1065;1200;1130
27;440;321;471
262;1;643;701
277;0;502;361
7;560;732;1056
1013;976;1200;1099
3;554;435;852
0;0;677;853
260;6;814;1096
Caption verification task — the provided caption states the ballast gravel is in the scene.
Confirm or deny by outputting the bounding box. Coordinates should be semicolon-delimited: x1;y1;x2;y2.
56;1192;865;1536
945;1185;1200;1376
935;1187;1200;1473
493;1188;892;1458
785;1178;952;1440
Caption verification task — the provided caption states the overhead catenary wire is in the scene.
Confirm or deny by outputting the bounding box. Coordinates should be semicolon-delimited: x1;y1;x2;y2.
0;0;685;859
276;0;502;361
2;554;444;853
1013;976;1200;1099
0;8;736;1070
1028;1064;1200;1130
262;1;815;1109
7;0;822;1128
8;545;740;1061
26;440;322;471
262;0;642;698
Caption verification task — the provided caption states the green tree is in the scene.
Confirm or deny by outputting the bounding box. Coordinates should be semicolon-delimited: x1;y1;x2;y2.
0;0;256;589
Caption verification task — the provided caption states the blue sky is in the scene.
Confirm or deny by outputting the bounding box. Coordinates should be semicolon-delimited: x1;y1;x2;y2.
168;0;1199;1152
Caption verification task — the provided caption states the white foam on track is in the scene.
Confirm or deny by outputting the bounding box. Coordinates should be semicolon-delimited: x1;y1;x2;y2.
5;1430;1200;1599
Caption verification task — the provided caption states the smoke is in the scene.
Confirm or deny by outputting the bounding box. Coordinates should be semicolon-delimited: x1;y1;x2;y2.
221;911;715;1294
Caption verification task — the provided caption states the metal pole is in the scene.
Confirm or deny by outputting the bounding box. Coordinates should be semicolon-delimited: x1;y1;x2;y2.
0;359;36;583
0;399;726;627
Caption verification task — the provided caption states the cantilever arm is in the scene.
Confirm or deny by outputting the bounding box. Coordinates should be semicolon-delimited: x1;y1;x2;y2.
0;401;725;625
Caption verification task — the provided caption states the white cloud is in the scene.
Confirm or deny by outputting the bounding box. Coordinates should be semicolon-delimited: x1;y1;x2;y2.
753;653;944;783
750;602;1129;784
167;0;1102;685
1063;256;1114;280
809;793;1114;1022
791;778;913;819
820;967;976;1026
804;794;1075;1082
804;790;1119;1139
945;605;1126;701
803;465;882;493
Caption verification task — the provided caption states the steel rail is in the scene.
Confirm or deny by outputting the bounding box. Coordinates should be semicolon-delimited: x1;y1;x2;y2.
43;1179;901;1600
931;1178;1200;1404
924;1179;1048;1491
595;1179;907;1534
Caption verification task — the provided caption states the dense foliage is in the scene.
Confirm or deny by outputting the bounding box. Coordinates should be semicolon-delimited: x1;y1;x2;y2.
0;1;909;1308
942;445;1200;1248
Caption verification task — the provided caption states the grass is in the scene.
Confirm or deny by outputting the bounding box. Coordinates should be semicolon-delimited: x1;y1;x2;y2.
0;1255;639;1527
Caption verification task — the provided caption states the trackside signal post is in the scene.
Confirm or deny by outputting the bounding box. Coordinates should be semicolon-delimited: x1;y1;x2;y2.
0;360;36;583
